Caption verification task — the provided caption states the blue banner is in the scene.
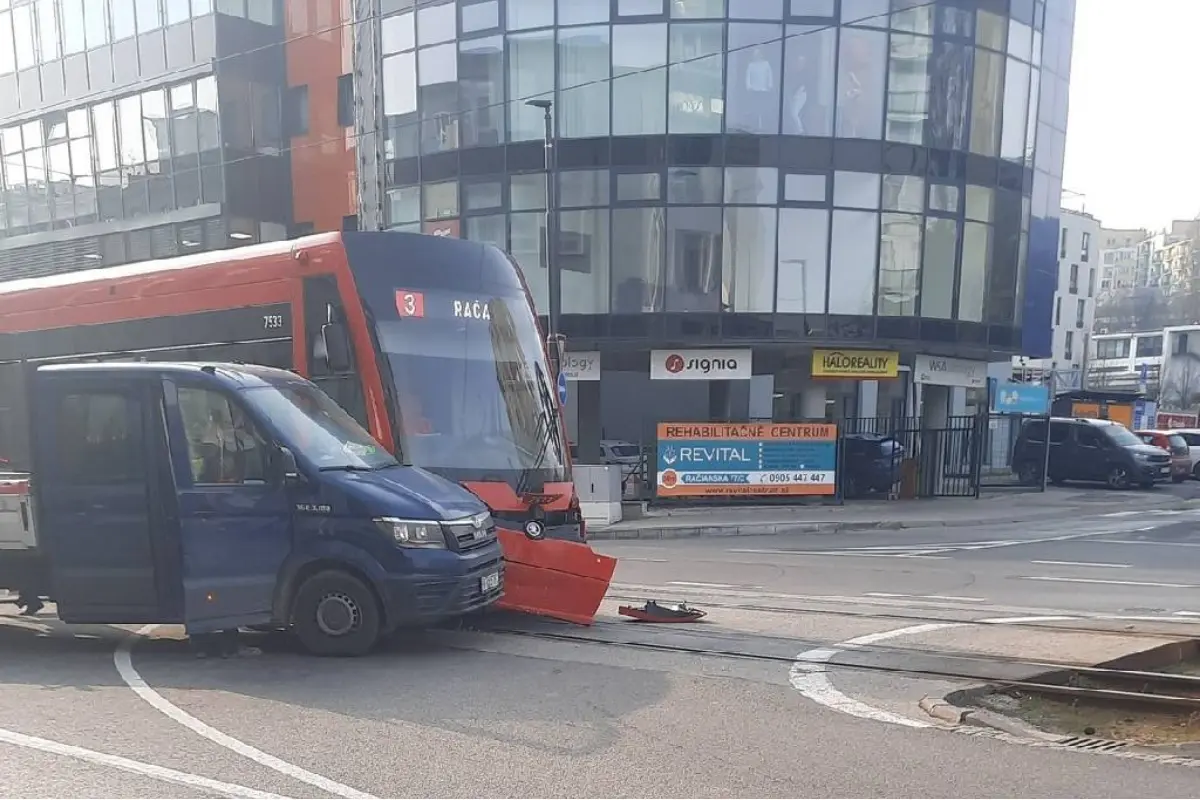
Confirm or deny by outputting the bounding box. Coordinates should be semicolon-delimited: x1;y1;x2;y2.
990;381;1050;415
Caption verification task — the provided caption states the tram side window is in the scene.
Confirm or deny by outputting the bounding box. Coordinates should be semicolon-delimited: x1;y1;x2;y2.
176;387;268;485
0;363;30;471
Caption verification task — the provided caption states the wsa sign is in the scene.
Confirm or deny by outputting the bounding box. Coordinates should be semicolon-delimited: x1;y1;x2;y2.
655;422;837;498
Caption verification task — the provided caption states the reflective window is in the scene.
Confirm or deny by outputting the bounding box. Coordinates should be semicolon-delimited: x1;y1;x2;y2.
958;221;989;321
37;0;59;61
382;52;417;115
613;23;667;135
112;0;137;39
0;13;12;75
559;169;609;207
196;76;219;151
928;183;958;212
382;13;415;53
135;0;161;32
461;1;498;33
612;207;665;311
670;0;724;18
460;36;504;147
559;0;607;25
724;167;777;205
417;2;454;45
1024;67;1040;166
118;95;146;166
508;0;553;30
668;22;724;133
61;0;84;54
665;206;722;311
387;185;420;225
667;166;721;203
509;30;555;141
790;0;833;14
776;208;828;313
560;208;610;313
920;216;956;319
616;172;661;201
422;180;458;219
619;0;662;15
891;0;931;33
730;0;782;18
784;173;825;202
882;174;922;212
828;210;877;315
878;212;921;316
1000;57;1030;161
166;0;191;25
783;24;835;136
727;24;782;134
926;41;970;150
511;172;547;210
13;5;33;69
884;33;930;144
842;0;887;25
1008;18;1032;62
464;214;506;250
976;10;1005;50
723;206;776;312
835;26;886;139
937;4;972;37
510;212;548;309
142;89;168;161
93;101;119;171
464;180;503;211
833;171;879;209
965;185;993;222
969;49;1003;156
558;25;610;138
418;43;459;153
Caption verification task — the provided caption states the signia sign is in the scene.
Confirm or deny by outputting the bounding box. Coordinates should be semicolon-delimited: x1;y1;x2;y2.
650;349;753;380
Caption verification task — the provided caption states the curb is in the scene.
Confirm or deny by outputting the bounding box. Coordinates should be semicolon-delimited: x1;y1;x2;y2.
918;695;1062;741
585;497;1194;541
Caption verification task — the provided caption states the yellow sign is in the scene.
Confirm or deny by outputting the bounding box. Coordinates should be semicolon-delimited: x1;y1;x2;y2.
811;349;900;379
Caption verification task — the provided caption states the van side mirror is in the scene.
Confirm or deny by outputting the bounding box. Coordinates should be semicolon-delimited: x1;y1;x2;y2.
321;323;352;373
278;446;302;482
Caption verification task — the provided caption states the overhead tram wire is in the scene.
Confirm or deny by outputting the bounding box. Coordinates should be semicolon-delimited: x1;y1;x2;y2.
1;2;942;197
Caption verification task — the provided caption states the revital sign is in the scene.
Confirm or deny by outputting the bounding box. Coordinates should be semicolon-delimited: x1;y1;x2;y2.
561;351;601;381
650;349;753;380
912;354;987;388
811;349;899;379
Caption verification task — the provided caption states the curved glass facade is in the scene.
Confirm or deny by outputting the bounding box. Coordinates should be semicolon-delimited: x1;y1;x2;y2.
372;0;1056;356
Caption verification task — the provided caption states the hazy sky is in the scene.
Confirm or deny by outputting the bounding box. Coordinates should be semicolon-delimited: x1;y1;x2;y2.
1063;1;1200;230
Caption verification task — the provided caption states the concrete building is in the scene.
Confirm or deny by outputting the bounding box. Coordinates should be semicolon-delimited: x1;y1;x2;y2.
0;0;293;278
1087;324;1200;409
1098;226;1146;294
1014;206;1098;388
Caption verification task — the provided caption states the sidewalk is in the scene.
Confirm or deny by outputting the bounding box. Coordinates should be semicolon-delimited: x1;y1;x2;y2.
586;487;1200;541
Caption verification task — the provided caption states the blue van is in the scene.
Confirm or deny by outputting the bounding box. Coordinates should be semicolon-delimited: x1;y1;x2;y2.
7;362;504;655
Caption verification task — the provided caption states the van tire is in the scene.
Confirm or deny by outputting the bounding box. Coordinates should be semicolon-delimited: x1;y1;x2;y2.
291;570;381;657
1192;462;1200;481
1106;465;1131;490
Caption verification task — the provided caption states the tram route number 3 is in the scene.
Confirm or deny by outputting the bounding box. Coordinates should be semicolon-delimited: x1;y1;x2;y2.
394;289;426;318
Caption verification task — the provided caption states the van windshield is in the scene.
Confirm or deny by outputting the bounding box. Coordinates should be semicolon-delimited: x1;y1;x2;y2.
241;383;399;471
1103;425;1144;448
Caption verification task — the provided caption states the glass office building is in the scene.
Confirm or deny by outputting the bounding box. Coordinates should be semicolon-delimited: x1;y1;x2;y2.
0;0;291;281
354;0;1073;437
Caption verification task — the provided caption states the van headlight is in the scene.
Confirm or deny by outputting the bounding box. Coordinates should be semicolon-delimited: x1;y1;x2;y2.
373;517;447;548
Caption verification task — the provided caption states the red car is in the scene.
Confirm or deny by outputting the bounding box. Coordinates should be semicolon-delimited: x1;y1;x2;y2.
1134;430;1191;482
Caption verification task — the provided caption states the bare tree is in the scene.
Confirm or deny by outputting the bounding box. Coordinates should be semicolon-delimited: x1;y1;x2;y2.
1160;357;1200;410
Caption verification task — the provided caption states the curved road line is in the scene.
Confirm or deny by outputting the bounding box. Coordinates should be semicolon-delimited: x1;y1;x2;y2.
115;625;377;800
0;725;284;799
789;622;964;728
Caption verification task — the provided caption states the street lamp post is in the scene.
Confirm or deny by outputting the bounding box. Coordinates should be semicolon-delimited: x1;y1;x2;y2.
524;98;559;344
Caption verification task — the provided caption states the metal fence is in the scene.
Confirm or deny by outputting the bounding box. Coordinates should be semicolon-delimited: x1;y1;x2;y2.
607;412;1045;504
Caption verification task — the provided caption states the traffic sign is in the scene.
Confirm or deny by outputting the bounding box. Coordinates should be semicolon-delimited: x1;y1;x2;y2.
557;371;568;406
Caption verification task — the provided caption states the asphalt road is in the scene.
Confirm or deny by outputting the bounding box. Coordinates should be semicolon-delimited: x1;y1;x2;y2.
7;501;1200;797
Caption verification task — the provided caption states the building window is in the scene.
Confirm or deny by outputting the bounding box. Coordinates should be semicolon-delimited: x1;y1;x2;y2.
1054;296;1060;326
1068;263;1078;294
784;24;836;136
460;36;505;146
613;24;667;135
1080;230;1091;261
284;85;309;136
1059;225;1067;258
337;74;354;127
1064;330;1073;361
1075;298;1084;328
1087;266;1095;297
558;25;611;138
836;26;887;139
1096;339;1130;360
726;23;783;135
668;22;724;133
1136;335;1162;358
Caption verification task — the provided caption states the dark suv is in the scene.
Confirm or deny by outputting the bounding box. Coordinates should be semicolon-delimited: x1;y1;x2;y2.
1012;417;1172;489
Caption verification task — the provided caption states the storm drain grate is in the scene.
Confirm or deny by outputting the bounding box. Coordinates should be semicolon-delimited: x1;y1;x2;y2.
1057;736;1127;752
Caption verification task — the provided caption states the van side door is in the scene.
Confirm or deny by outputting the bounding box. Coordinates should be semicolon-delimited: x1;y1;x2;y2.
1073;426;1109;481
165;379;292;632
31;373;172;622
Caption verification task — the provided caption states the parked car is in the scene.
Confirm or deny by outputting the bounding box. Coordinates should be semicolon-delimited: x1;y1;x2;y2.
841;433;905;498
1012;417;1172;489
1133;429;1191;482
1164;428;1200;480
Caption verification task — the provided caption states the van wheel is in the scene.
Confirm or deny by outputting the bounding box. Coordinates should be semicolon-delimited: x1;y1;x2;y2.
291;570;381;657
1106;466;1132;490
1192;463;1200;481
1017;462;1041;485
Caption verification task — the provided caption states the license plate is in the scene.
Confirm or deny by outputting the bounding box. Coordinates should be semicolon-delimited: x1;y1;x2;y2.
1160;467;1171;476
480;572;500;593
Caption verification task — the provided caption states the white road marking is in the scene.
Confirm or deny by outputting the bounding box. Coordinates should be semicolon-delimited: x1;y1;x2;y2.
1101;511;1142;518
789;623;963;729
666;581;746;589
0;726;284;798
1174;611;1200;617
1098;539;1200;547
620;557;669;563
114;625;376;799
864;592;986;603
1029;560;1130;569
1019;576;1200;589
